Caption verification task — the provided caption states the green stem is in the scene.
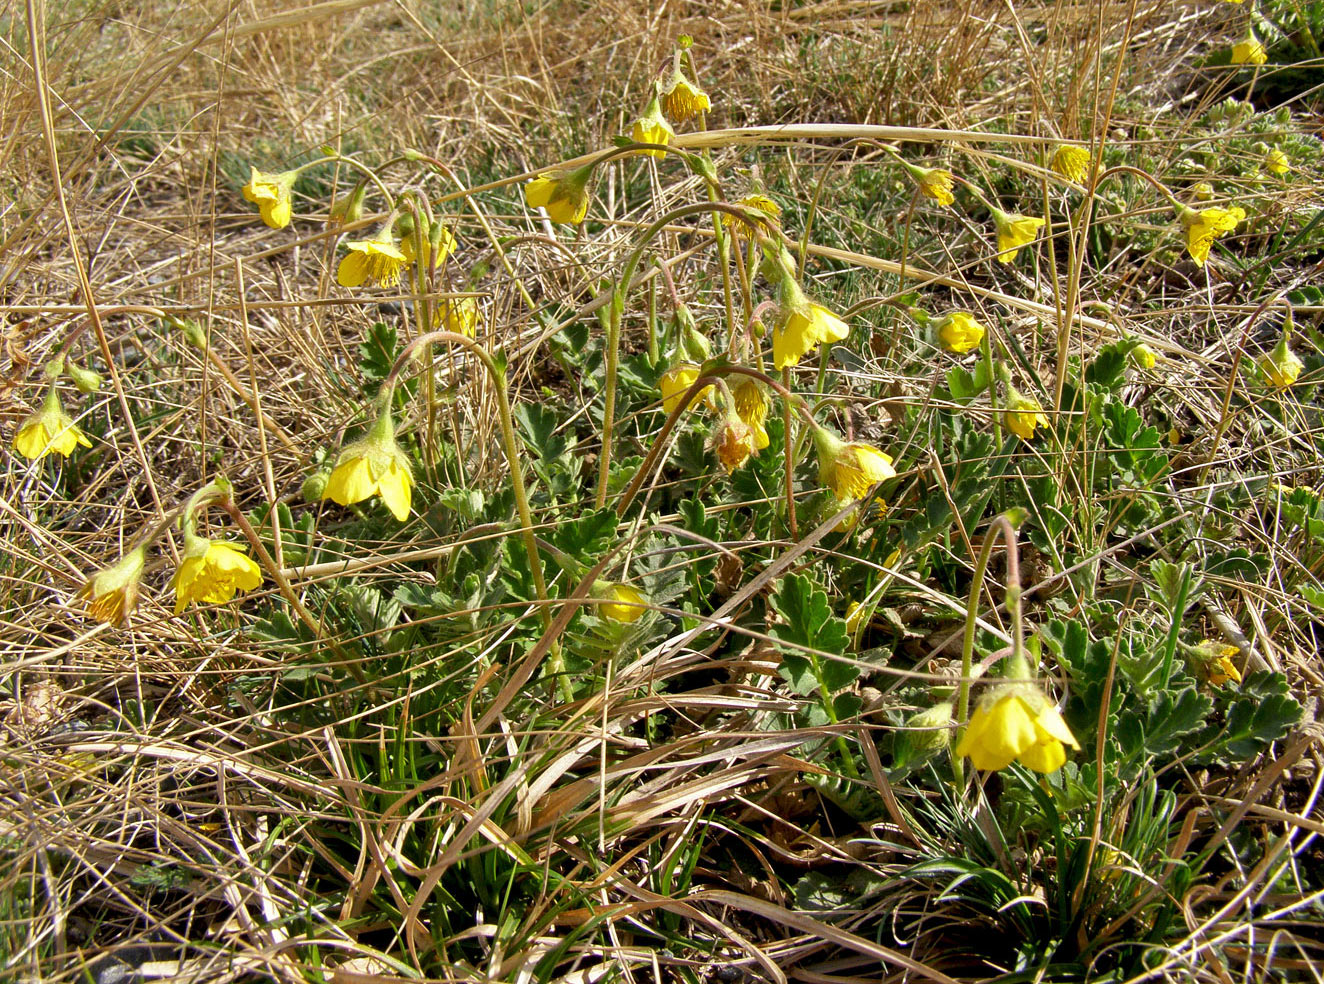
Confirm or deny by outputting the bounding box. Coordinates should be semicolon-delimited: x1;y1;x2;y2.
1158;566;1193;690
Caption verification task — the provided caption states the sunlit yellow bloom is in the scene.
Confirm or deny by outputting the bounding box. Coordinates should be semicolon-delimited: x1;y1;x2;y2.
992;208;1045;264
956;687;1079;773
592;581;647;622
337;229;408;288
1266;148;1290;175
813;427;896;502
1005;390;1050;440
324;412;413;521
172;534;262;614
524;165;593;225
722;194;782;240
1191;181;1215;202
241;167;297;229
660;363;714;417
1177;204;1245;266
1188;640;1243;686
1131;343;1157;369
1231;33;1267;66
438;296;479;338
934;311;986;354
13;389;91;460
1261;334;1304;389
772;280;850;370
1050;145;1091;184
733;379;770;450
659;70;711;123
628;97;674;158
899;159;956;206
78;547;147;627
400;223;458;268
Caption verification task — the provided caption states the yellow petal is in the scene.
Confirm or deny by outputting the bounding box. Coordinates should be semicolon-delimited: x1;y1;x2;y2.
325;455;377;506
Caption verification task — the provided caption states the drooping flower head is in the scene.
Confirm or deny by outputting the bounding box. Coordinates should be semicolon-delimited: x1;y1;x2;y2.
659;64;711;123
1130;342;1157;370
955;684;1079;773
523;165;594;225
1050;144;1091;184
591;581;648;622
1266;147;1290;176
241;166;298;229
400;220;458;269
712;409;759;474
721;194;782;242
934;311;986;355
1261;331;1304;389
78;547;148;627
437;296;479;338
1176;204;1245;266
771;274;850;371
1231;31;1268;65
337;226;409;288
628;96;675;158
897;158;956;206
659;363;714;417
991;207;1046;264
324;411;414;521
733;379;770;451
1186;640;1243;686
812;427;896;502
1004;387;1050;440
172;531;262;614
13;388;92;460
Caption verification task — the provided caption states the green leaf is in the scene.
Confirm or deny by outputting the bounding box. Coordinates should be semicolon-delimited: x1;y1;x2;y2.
514;402;568;461
1085;340;1137;390
1103;400;1168;486
770;573;853;697
1218;672;1301;759
358;321;399;384
1136;686;1212;758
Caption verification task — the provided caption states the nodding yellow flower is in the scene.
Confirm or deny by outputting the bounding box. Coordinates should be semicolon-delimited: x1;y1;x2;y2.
722;194;782;240
1004;389;1050;440
1050;144;1091;183
934;311;986;354
241;167;298;229
659;68;711;123
991;208;1045;264
1177;204;1245;266
955;686;1079;773
1261;333;1304;389
337;228;408;288
1231;32;1268;65
628;97;675;158
437;296;479;338
13;389;91;460
592;581;647;622
400;223;457;268
1191;181;1215;202
899;159;956;206
1131;343;1157;370
324;412;414;521
713;410;759;473
78;547;147;627
1266;148;1290;175
1187;640;1243;686
660;363;714;417
523;165;593;225
172;533;262;614
813;427;896;502
772;279;850;370
733;379;770;450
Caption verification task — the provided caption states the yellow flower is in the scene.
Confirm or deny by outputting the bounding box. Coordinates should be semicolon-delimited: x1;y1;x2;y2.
772;280;850;370
337;229;408;288
324;412;414;521
438;296;479;338
660;363;714;417
659;69;711;123
1261;334;1304;389
713;411;759;473
241;166;297;229
934;311;986;354
400;223;458;268
1131;342;1157;369
1188;640;1243;686
845;600;867;638
813;427;896;502
1178;204;1245;266
722;194;782;240
592;581;647;622
1231;33;1267;66
992;208;1046;264
1191;181;1215;202
524;165;593;225
628;97;674;158
1050;145;1091;183
172;534;262;614
1005;390;1050;440
956;687;1079;773
78;547;147;627
733;379;770;450
1266;148;1290;175
13;389;91;460
899;159;956;206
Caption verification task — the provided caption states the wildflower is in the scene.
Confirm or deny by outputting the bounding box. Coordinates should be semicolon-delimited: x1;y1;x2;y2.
78;547;147;627
438;296;479;338
676;304;712;362
400;222;457;268
934;311;986;354
324;411;414;521
1261;332;1304;389
524;165;593;225
659;67;711;123
329;182;367;226
337;228;408;288
241;167;297;229
1131;342;1157;369
13;388;91;460
592;581;647;622
772;278;850;370
722;194;781;240
991;208;1046;264
1231;32;1267;66
659;363;714;417
733;378;770;450
955;686;1079;773
893;701;955;768
1191;181;1215;202
1050;145;1091;184
172;533;262;614
713;410;759;473
1177;204;1245;266
1187;640;1243;686
1266;148;1290;175
66;362;102;394
628;97;675;158
813;427;896;502
898;158;956;206
1004;389;1050;440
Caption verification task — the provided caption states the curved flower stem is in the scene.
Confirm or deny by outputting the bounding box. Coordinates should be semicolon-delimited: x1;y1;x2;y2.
320;153;395;210
952;513;1020;787
595;200;772;510
385;331;551;627
783;366;799;539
